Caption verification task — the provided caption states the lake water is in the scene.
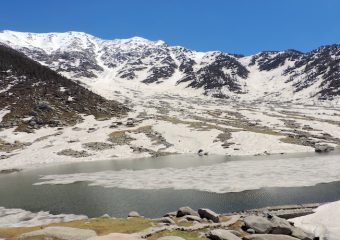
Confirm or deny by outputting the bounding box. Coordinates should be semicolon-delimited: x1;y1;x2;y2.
0;151;339;218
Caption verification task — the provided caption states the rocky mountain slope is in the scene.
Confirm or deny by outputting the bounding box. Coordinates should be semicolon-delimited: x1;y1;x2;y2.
0;30;339;103
0;44;126;132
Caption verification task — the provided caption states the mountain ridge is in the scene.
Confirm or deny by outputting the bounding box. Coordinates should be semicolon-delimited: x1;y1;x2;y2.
0;30;339;103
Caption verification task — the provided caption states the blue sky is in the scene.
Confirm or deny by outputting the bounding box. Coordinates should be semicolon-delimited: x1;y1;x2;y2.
1;0;339;55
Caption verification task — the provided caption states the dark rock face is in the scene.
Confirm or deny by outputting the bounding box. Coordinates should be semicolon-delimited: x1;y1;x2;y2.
284;45;340;100
250;50;303;71
184;53;248;96
0;44;127;132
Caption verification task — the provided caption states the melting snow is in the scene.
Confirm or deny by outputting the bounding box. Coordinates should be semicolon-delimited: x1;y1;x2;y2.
0;206;87;227
34;153;340;193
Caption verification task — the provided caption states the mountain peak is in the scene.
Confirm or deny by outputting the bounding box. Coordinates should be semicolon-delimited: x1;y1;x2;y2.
0;30;339;103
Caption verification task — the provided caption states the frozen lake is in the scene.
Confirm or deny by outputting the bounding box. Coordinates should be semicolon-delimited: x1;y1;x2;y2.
0;151;339;218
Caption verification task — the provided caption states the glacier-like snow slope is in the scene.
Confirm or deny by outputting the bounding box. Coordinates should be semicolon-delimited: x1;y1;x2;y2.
1;30;339;104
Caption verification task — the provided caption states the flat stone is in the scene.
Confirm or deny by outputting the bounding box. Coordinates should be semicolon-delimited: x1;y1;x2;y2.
159;217;176;225
185;215;202;222
244;215;275;233
157;237;185;240
88;233;142;240
208;229;242;240
244;234;300;240
19;226;97;240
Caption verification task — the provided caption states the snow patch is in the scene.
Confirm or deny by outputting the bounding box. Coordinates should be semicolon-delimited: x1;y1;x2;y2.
0;206;87;227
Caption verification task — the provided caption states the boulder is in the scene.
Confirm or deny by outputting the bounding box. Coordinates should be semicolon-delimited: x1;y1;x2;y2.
198;208;220;223
314;143;334;153
198;149;204;156
207;229;242;240
243;234;299;240
176;206;198;217
244;215;275;234
128;211;141;217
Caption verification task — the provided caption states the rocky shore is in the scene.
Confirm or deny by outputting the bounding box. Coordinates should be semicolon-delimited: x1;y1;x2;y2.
0;203;324;240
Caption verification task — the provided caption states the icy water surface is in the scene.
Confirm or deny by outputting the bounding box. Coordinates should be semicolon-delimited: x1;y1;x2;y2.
0;151;339;218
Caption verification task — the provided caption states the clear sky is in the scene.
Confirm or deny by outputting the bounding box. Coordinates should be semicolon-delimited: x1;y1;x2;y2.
1;0;339;55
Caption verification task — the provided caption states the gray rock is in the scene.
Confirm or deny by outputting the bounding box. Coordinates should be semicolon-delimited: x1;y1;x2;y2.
163;211;177;217
198;208;220;223
244;215;275;234
185;215;202;222
128;211;141;217
159;217;175;225
243;234;299;240
314;143;334;153
176;206;198;217
177;218;188;223
269;216;292;235
207;229;242;240
246;228;256;234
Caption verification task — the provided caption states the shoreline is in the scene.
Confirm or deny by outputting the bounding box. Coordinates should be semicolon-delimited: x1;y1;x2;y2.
0;202;334;240
1;148;339;174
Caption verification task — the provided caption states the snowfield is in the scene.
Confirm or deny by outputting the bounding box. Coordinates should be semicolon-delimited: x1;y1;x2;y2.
1;94;340;171
290;201;340;240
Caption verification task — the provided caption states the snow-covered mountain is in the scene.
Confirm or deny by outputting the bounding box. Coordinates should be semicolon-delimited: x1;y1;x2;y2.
0;30;339;103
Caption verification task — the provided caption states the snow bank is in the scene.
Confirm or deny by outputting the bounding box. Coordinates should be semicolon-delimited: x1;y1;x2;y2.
0;207;87;227
34;153;340;193
290;201;340;240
